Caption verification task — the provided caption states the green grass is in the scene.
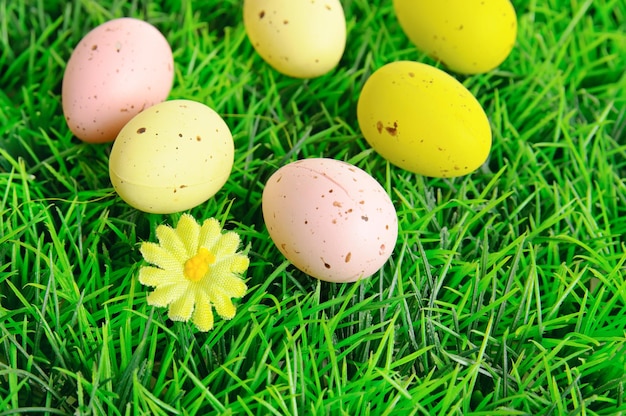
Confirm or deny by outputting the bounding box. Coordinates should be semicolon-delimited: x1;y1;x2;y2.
1;0;625;414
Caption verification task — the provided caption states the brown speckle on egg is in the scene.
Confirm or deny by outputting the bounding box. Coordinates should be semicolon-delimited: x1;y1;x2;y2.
345;252;352;263
137;127;146;134
385;122;398;136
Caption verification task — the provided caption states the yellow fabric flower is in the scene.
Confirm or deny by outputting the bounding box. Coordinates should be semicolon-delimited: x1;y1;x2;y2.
138;213;249;331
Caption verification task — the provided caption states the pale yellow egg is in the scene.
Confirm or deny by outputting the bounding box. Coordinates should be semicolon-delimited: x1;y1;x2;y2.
243;0;346;78
109;100;233;214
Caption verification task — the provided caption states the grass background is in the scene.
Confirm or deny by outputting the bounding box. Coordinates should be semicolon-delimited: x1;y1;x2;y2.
1;0;625;414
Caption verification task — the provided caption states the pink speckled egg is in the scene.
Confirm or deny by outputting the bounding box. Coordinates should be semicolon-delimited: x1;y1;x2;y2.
262;158;398;283
62;18;174;143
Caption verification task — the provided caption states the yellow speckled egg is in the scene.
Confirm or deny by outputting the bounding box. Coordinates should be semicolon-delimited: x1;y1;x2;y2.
109;100;233;214
262;158;398;283
393;0;517;74
357;61;491;178
243;0;346;78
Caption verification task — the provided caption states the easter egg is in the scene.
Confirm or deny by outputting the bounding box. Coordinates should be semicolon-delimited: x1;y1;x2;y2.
243;0;346;78
109;100;233;214
357;61;491;178
62;17;174;143
262;158;398;283
393;0;517;74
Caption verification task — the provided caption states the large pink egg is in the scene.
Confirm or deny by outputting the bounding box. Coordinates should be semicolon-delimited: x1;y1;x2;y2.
262;158;398;283
62;18;174;143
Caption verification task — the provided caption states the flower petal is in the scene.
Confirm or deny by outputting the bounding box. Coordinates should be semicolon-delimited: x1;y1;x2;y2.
210;289;237;320
175;214;200;257
140;242;182;271
156;224;187;263
138;266;182;287
228;254;250;274
191;291;214;332
213;232;240;258
146;284;185;307
168;292;195;322
209;274;247;298
198;218;222;251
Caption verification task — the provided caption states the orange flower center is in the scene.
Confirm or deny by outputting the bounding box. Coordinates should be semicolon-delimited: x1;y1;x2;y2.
183;247;215;282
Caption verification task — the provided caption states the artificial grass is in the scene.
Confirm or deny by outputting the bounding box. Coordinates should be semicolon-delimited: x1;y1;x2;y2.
1;0;625;414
